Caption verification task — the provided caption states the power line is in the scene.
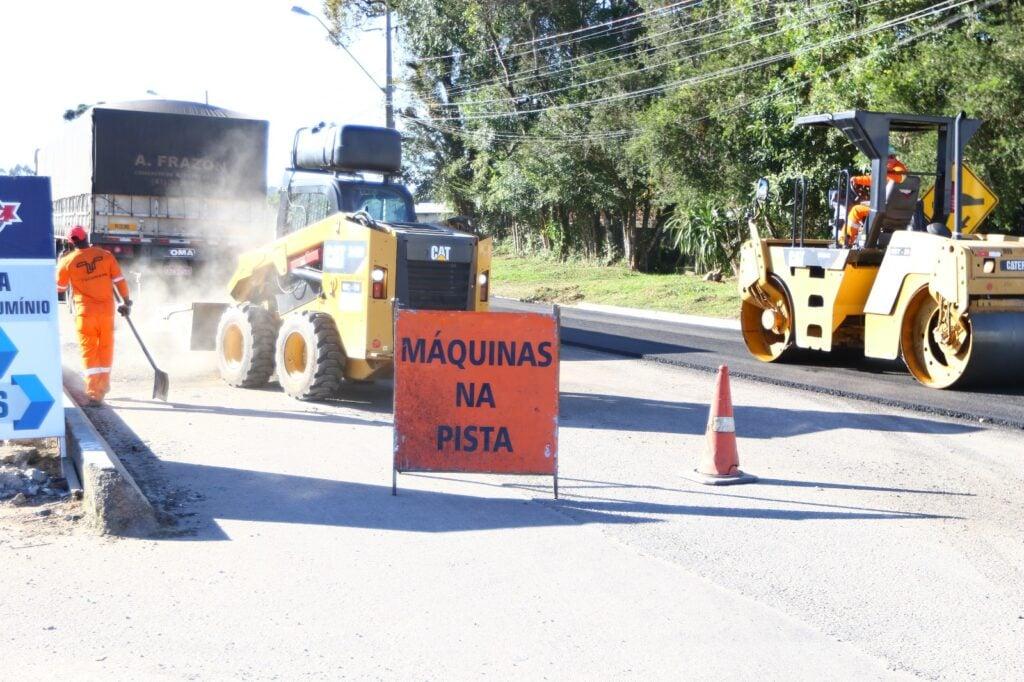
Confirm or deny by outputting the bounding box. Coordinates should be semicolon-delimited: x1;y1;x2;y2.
448;0;890;109
400;0;1000;143
407;0;702;64
425;0;976;122
441;0;811;98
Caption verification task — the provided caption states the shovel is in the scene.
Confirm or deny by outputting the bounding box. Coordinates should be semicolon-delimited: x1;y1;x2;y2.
117;294;169;401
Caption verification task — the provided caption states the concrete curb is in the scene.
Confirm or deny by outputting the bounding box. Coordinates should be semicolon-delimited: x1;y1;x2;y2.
62;388;157;537
494;296;741;331
573;302;740;331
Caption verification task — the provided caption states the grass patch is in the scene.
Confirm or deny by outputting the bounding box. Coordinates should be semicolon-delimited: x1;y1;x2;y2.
491;254;740;318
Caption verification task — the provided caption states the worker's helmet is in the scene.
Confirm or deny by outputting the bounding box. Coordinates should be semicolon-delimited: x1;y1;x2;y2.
69;225;88;244
887;155;908;183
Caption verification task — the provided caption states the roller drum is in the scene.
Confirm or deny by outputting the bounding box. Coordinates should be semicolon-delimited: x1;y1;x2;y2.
956;312;1024;387
903;302;1024;389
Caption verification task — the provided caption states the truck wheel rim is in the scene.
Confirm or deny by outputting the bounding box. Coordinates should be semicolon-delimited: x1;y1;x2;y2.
222;324;244;368
283;332;308;378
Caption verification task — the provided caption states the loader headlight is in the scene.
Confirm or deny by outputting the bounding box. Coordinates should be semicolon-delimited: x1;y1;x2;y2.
371;267;388;299
478;270;490;302
983;259;996;274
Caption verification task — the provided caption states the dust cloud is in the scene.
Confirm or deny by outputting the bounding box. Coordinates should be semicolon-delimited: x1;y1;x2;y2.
58;114;282;393
113;264;226;383
109;124;278;384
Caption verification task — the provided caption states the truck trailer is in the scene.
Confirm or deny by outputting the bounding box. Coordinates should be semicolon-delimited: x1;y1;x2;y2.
37;99;270;276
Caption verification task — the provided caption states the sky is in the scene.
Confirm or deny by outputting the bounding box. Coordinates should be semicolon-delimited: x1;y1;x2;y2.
3;0;400;185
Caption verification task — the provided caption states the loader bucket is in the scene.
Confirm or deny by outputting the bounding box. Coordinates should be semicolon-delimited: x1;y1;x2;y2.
190;302;230;351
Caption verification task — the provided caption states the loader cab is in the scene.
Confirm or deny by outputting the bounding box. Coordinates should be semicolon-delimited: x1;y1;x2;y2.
276;122;419;237
276;170;417;237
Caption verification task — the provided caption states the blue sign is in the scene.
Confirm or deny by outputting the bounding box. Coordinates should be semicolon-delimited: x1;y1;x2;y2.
0;176;63;439
0;176;56;260
0;328;56;430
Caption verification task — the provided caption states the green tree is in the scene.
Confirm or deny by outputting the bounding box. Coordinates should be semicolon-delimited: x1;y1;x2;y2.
324;0;1024;272
0;164;35;176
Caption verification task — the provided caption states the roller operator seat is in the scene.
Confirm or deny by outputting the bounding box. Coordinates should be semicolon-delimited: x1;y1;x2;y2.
871;175;921;247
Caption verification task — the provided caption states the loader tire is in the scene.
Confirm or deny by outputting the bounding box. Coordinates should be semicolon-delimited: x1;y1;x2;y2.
216;303;278;388
275;311;346;401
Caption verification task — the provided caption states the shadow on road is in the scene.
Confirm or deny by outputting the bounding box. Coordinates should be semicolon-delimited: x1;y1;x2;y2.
549;497;953;521
160;462;659;541
560;392;979;437
78;398;654;541
753;477;974;496
559;476;973;497
111;396;392;427
410;474;957;522
79;394;956;542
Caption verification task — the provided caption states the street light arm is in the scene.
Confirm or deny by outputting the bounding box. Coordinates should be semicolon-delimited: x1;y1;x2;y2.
292;6;385;93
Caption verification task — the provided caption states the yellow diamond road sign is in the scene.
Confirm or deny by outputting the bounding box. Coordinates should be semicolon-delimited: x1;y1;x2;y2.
922;163;999;234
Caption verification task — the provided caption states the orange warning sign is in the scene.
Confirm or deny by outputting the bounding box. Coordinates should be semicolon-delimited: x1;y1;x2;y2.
393;310;559;480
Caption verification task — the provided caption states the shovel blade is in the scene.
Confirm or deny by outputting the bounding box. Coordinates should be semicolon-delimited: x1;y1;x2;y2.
153;369;170;402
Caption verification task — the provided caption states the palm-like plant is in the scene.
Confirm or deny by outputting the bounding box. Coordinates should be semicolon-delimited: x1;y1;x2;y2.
666;200;744;275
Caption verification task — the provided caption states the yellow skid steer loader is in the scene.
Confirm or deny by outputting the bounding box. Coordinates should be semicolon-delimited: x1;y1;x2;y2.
192;124;491;399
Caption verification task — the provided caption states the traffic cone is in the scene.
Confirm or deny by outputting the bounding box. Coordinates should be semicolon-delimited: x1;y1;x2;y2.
682;365;757;486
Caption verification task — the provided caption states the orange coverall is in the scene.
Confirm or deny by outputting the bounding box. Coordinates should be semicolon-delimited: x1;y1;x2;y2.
56;246;130;401
843;155;909;246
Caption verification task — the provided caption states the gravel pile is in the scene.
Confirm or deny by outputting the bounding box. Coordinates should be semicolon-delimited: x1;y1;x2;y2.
0;442;71;506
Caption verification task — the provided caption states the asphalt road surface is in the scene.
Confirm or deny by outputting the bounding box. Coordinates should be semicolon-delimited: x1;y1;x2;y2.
3;306;1019;678
494;299;1024;428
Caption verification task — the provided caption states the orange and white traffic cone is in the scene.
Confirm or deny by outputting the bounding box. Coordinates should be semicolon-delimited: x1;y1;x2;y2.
683;365;757;486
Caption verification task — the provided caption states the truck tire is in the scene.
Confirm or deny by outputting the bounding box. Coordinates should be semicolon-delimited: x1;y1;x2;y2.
216;303;278;388
274;311;346;400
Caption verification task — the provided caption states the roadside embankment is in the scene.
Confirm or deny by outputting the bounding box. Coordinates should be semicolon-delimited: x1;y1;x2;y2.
491;253;739;318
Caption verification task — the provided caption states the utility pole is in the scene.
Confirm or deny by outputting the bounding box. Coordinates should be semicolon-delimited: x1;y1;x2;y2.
291;4;394;128
385;0;394;129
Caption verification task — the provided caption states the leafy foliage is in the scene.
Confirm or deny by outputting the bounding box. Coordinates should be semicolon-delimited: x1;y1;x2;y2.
325;0;1024;272
665;201;744;275
0;164;35;176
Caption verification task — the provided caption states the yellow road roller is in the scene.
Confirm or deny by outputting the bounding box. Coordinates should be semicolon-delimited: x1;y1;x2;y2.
738;110;1024;388
192;124;491;399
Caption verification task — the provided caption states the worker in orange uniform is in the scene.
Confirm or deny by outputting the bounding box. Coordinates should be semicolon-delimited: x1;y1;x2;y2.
842;154;909;246
56;226;133;404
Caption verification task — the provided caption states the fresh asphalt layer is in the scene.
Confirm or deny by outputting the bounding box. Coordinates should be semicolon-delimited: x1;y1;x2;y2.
494;299;1024;429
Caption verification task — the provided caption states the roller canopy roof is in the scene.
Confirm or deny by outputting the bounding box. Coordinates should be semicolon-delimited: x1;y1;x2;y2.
794;109;982;160
795;110;985;245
